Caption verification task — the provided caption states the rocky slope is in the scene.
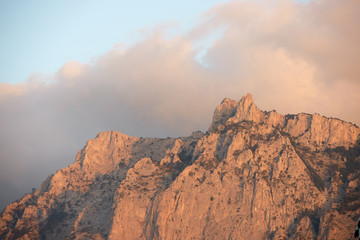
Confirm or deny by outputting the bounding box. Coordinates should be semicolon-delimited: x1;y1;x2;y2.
1;94;360;240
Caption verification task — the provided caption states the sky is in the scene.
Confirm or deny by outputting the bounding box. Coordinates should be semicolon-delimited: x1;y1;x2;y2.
0;0;359;210
0;0;229;84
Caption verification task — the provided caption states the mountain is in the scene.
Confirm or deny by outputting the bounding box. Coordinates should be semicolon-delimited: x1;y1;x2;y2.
1;94;360;240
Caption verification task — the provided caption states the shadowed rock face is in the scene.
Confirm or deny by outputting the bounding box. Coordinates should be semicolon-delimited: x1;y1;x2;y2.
1;94;360;240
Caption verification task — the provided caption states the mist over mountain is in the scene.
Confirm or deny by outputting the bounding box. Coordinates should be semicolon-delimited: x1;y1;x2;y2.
1;94;359;239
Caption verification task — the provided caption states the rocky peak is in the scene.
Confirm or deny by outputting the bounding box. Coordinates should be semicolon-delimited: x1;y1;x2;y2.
209;97;237;132
209;94;359;149
238;93;255;110
75;131;139;176
229;93;264;123
209;93;264;132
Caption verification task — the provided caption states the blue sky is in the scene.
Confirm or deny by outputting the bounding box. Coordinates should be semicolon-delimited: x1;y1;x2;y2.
0;0;231;83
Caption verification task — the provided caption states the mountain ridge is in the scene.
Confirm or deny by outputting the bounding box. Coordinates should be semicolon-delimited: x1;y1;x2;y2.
1;94;359;239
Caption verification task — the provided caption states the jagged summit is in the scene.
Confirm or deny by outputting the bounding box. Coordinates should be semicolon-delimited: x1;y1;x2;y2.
210;94;359;149
210;94;267;132
209;93;260;131
1;94;360;240
237;93;255;110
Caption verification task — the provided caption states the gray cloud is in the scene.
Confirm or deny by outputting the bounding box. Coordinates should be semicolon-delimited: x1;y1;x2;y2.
1;0;359;210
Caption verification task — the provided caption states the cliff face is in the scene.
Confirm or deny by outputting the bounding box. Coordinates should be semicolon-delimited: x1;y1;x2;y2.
1;94;360;240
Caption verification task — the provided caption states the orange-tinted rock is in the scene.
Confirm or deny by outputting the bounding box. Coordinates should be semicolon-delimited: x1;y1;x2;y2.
1;94;359;239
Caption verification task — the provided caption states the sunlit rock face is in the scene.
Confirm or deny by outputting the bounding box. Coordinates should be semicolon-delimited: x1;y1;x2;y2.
1;94;359;240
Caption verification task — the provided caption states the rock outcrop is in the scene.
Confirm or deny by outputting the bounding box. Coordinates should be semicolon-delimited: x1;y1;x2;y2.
1;94;359;240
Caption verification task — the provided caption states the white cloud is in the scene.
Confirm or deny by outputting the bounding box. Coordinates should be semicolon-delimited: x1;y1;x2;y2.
57;61;86;80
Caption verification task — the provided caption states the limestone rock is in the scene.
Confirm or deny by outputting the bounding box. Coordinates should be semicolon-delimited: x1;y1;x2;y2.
1;94;359;240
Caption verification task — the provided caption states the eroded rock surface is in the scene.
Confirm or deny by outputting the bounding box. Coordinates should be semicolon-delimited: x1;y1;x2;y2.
1;94;359;240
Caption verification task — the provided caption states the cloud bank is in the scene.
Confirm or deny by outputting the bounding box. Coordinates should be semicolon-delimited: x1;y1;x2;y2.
1;0;359;209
